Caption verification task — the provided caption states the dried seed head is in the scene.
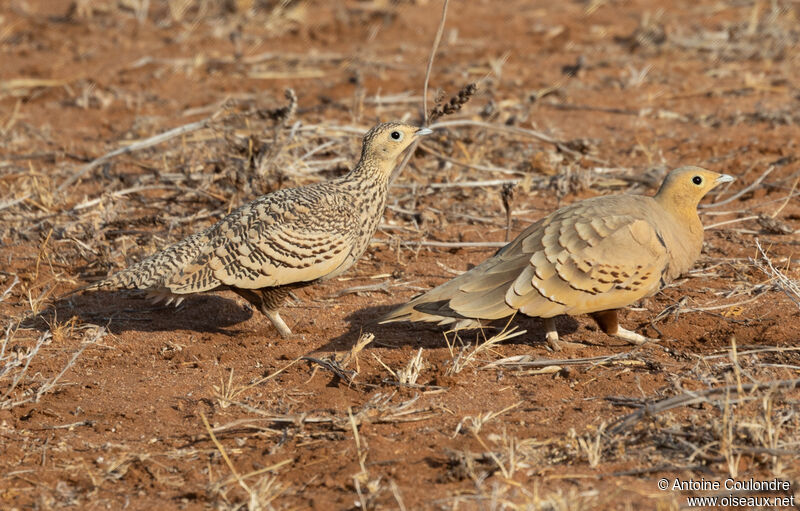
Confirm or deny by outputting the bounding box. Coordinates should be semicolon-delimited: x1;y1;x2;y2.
429;83;477;122
258;88;297;124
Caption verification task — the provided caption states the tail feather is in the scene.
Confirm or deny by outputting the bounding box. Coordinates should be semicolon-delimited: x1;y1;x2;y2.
380;252;525;326
63;229;218;299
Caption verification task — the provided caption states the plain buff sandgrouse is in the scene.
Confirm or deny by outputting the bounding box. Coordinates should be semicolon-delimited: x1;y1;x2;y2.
74;122;432;337
381;167;734;350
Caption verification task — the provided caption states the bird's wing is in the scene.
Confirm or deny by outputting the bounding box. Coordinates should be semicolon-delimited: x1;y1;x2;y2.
382;196;670;324
507;203;669;317
165;189;357;293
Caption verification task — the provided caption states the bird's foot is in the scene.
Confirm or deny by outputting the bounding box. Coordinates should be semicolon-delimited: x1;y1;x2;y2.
613;327;656;345
266;310;293;339
545;330;562;352
544;318;562;352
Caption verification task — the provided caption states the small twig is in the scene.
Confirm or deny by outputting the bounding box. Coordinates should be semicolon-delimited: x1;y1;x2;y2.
301;356;356;385
58;91;297;191
58;117;215;191
394;178;521;189
700;165;774;209
372;239;507;249
37;420;95;430
429;119;587;160
704;215;759;230
610;465;707;477
0;274;19;303
70;185;186;212
0;194;31;212
330;281;391;298
389;0;450;187
215;459;292;491
422;0;450;126
349;406;369;507
501;183;515;241
200;412;252;496
702;345;800;360
35;327;105;402
482;352;636;370
1;331;49;407
417;143;522;175
753;238;800;308
542;100;639;116
682;292;766;313
390;480;408;511
609;378;800;435
771;175;799;218
430;118;559;145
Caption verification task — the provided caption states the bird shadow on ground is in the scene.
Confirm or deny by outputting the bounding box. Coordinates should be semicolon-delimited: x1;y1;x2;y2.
315;304;582;353
25;291;253;336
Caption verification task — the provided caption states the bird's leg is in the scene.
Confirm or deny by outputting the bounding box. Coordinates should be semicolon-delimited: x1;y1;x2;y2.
232;287;293;339
264;309;291;339
590;309;654;345
543;317;562;351
259;287;293;339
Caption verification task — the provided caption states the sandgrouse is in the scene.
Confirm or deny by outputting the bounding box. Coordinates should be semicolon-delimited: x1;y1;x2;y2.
381;167;734;350
75;122;432;337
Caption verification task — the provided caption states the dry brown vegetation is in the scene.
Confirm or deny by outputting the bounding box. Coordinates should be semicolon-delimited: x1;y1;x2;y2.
1;0;800;509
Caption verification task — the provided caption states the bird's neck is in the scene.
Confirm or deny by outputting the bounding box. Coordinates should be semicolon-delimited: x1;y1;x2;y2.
655;196;704;277
655;194;703;235
338;159;392;227
345;159;392;189
333;157;392;263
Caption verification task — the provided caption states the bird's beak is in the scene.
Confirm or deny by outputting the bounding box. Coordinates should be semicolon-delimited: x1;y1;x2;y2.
415;127;433;137
716;174;735;184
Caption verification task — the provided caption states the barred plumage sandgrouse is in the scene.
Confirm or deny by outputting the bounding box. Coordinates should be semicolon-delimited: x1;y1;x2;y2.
75;122;432;337
381;167;734;350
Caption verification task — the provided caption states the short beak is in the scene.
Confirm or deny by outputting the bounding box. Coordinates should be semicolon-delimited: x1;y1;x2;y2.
415;127;433;137
716;174;735;184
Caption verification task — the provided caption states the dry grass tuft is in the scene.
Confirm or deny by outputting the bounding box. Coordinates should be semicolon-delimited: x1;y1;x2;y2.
753;238;800;309
339;331;375;372
1;325;105;409
570;422;607;468
444;320;526;375
373;347;426;386
201;412;291;510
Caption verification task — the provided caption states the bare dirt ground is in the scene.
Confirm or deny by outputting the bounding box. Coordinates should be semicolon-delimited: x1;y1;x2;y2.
2;0;800;509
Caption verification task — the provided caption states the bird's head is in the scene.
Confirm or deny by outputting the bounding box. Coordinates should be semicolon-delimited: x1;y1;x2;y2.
655;166;735;210
360;122;433;164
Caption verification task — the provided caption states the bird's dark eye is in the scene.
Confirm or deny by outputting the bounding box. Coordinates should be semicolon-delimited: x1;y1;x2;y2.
390;131;401;140
692;176;703;185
